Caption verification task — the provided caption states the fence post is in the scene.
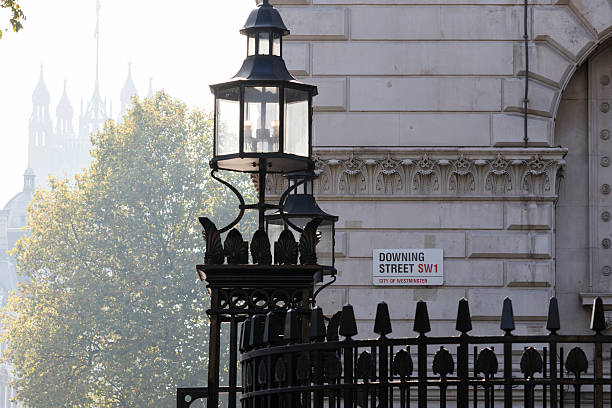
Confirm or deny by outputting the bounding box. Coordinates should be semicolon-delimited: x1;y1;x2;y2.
501;297;515;408
456;298;472;408
547;297;560;408
206;291;221;408
228;316;239;408
414;300;431;408
310;307;326;408
284;309;300;408
340;304;358;408
591;297;606;408
374;302;392;408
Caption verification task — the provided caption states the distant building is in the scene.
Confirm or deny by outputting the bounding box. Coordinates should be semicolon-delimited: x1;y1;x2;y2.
0;2;149;404
0;63;144;408
1;61;143;293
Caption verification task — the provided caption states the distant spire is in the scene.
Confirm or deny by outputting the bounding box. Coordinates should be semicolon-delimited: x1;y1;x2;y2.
120;62;138;118
95;0;101;88
56;80;74;139
57;80;73;118
147;78;153;98
78;0;108;139
28;63;54;165
32;64;50;105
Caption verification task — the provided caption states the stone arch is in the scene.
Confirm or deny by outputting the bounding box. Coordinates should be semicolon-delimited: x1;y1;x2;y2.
554;38;612;330
501;1;612;144
546;1;612;123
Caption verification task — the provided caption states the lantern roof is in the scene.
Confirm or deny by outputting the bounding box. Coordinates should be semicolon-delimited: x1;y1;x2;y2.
268;171;338;223
275;194;338;224
209;0;317;94
232;57;296;82
241;0;290;36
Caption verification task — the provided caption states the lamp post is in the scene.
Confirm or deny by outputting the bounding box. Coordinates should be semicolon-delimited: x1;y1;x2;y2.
179;2;338;407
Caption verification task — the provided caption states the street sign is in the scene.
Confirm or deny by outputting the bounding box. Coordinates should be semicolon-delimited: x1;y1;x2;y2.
373;248;443;286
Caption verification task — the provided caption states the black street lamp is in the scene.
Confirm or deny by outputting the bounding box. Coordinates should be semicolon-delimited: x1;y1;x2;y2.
181;2;339;407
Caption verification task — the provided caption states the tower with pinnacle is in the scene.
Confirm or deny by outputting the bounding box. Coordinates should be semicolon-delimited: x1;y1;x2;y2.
28;66;55;182
78;0;107;143
120;63;138;119
0;1;152;405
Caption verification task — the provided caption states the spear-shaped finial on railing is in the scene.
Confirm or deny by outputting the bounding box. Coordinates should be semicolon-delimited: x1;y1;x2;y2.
249;314;266;348
546;297;561;334
240;318;252;353
590;297;606;334
413;300;431;335
501;297;515;334
339;304;358;339
310;306;327;341
263;311;273;346
456;298;472;335
326;311;341;342
374;301;392;338
263;310;285;346
283;308;300;343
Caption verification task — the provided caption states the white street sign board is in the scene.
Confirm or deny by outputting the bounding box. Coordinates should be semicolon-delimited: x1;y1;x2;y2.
373;249;444;286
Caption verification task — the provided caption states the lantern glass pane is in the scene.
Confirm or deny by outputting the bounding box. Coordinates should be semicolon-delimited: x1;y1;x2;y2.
258;32;270;55
315;223;334;269
272;33;281;56
244;87;280;153
248;35;256;56
215;87;240;155
289;178;312;195
284;88;309;157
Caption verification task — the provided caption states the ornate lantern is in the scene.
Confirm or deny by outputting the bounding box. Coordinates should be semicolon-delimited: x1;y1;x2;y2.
209;0;317;174
266;171;338;277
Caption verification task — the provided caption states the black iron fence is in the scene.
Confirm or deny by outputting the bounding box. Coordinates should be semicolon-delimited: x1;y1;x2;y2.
178;296;612;408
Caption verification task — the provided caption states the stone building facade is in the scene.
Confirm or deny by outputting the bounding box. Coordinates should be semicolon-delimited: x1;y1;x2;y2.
262;0;612;336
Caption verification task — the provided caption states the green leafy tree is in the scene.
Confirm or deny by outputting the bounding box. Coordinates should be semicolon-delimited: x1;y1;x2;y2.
0;0;24;38
2;92;254;407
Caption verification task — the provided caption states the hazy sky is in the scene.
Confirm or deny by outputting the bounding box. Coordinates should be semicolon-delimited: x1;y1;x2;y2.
0;0;254;206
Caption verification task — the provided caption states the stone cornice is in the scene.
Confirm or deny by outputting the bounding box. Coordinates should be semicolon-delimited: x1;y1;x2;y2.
265;148;567;200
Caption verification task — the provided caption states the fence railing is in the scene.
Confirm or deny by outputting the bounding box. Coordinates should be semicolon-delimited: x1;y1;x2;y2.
237;297;611;408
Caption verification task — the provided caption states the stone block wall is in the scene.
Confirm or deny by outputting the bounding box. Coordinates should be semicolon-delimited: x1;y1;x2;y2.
266;148;566;334
258;0;612;334
266;0;612;148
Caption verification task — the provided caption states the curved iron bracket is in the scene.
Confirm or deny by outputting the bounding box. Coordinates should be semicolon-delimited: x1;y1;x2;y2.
211;169;247;234
277;177;307;233
312;274;337;307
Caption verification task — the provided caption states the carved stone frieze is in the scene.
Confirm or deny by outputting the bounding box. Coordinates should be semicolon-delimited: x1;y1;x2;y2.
265;148;567;199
